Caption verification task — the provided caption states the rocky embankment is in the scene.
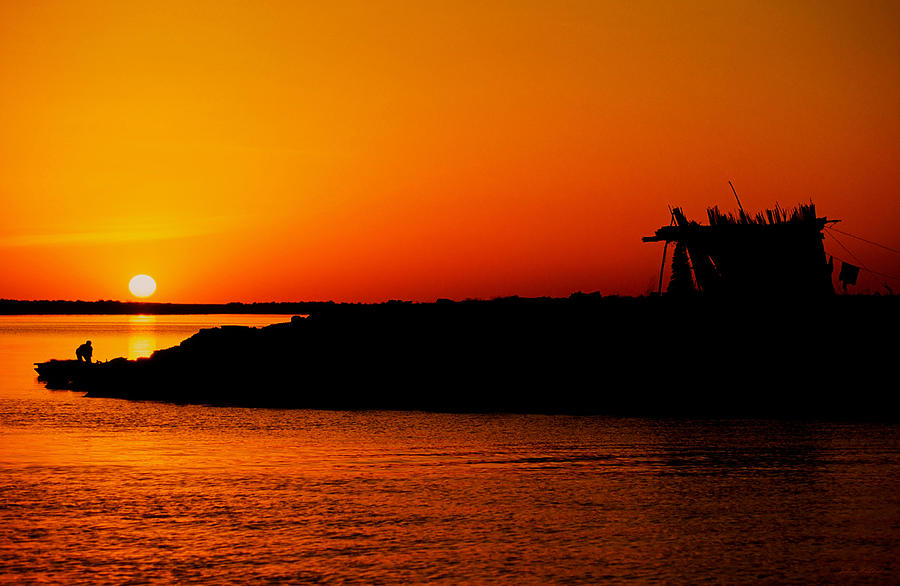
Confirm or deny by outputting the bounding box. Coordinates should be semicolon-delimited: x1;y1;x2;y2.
35;295;898;417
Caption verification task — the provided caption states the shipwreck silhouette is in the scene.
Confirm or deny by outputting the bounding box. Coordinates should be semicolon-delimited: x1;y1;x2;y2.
644;204;836;297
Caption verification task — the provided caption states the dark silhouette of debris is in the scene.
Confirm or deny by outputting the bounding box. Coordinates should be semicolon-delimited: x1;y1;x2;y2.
645;204;834;297
839;261;860;289
667;242;697;296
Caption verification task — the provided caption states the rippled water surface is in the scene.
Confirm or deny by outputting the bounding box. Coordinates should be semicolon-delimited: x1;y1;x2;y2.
1;315;898;583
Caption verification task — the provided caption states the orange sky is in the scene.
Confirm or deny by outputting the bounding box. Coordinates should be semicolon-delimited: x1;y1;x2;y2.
1;0;898;302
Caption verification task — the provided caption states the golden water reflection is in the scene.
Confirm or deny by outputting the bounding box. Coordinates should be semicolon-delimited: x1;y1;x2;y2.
127;314;158;360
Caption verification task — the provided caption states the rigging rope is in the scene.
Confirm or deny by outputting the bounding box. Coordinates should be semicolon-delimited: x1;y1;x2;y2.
825;226;900;255
824;232;900;282
824;230;868;269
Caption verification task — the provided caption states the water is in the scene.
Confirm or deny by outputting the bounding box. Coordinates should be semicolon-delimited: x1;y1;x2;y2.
1;315;898;583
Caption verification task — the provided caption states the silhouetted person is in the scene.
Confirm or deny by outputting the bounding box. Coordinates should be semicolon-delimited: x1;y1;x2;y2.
76;340;92;363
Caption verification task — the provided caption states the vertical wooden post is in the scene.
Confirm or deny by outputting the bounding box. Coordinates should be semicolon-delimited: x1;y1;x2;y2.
658;240;669;295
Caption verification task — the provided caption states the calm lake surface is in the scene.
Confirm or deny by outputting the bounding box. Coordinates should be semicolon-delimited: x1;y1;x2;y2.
1;315;898;583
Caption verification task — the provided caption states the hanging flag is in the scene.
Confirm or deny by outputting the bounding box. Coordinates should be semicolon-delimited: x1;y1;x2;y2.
839;262;860;286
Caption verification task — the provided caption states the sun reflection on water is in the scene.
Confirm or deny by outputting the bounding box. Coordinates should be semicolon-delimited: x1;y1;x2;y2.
127;314;158;360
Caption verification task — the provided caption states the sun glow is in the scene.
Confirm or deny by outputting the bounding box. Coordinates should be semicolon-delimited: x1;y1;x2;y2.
128;275;157;298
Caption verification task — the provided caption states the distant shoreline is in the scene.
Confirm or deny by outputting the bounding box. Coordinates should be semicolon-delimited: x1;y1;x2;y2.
2;294;608;315
0;292;894;315
1;299;314;315
0;298;398;315
31;292;898;418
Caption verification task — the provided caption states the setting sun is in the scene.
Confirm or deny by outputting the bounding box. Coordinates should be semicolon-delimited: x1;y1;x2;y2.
128;275;157;298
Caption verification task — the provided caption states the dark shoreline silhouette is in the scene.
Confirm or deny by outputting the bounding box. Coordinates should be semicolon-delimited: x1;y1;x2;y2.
2;298;345;315
33;294;899;419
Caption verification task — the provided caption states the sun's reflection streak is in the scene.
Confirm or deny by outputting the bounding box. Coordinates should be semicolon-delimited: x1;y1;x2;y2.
127;314;158;360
